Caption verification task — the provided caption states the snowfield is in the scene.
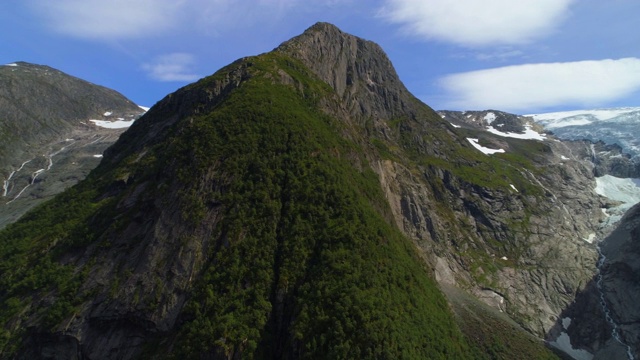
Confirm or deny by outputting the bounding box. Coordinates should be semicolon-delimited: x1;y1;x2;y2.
89;119;135;129
486;124;546;140
466;138;505;155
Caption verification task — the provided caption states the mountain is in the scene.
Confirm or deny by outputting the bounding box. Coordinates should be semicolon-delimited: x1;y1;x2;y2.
0;23;626;359
0;62;145;228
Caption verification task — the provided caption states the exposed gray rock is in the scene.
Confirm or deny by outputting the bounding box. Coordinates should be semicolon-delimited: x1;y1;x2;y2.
561;140;640;178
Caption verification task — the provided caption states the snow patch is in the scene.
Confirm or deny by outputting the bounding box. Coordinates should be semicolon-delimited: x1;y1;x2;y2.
501;256;508;260
549;317;593;360
595;175;640;224
484;112;496;124
90;119;135;129
583;233;596;244
561;155;570;160
93;154;103;158
103;111;112;116
510;184;519;192
139;105;150;112
4;63;18;67
450;122;461;128
467;138;505;155
486;125;546;140
550;333;593;360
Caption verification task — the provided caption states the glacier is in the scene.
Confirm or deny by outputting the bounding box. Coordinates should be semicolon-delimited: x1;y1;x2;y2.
527;107;640;158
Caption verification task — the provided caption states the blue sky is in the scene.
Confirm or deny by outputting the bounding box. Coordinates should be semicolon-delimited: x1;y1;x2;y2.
2;0;639;114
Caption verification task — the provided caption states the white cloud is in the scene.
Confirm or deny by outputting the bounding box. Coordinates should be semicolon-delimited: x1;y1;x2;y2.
142;53;200;82
439;58;640;112
28;0;187;40
475;49;524;62
27;0;349;41
379;0;576;46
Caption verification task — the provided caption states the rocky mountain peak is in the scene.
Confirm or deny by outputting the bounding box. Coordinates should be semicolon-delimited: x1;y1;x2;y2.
276;22;415;120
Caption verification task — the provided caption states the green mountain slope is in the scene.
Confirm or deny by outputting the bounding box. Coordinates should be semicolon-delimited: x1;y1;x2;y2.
0;24;563;359
0;41;468;360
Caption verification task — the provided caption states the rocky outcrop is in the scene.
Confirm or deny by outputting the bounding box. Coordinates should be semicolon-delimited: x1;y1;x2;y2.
438;109;544;134
561;140;640;178
276;22;429;124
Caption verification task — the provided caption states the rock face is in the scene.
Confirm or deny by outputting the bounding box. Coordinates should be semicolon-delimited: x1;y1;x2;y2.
562;140;640;178
555;203;640;359
276;23;414;121
0;62;144;228
0;23;619;359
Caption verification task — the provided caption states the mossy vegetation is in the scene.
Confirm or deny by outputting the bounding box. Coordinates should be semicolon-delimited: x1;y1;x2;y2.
441;285;560;360
0;180;115;350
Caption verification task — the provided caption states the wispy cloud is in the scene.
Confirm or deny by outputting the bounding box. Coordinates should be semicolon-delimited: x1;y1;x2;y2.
27;0;186;40
439;58;640;112
379;0;576;46
142;53;200;82
475;49;524;62
26;0;350;41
